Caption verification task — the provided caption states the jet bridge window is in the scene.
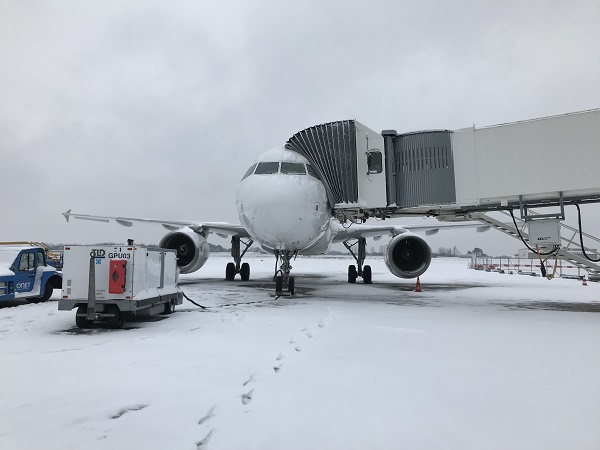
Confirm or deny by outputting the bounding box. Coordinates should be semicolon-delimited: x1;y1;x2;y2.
254;162;280;174
241;164;257;180
280;162;306;175
367;150;383;174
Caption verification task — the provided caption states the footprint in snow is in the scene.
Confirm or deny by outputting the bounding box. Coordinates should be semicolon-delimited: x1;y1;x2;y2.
196;429;214;449
276;353;285;361
197;405;216;425
111;404;149;419
273;363;283;373
241;389;254;405
318;321;325;328
242;374;255;386
304;330;313;338
294;345;302;352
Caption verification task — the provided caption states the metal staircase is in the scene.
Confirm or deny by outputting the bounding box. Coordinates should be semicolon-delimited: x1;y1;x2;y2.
470;211;600;278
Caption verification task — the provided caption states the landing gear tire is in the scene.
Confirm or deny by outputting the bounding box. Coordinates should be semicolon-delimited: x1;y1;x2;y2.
75;305;93;329
289;276;295;295
225;262;236;281
106;305;124;329
348;265;357;283
363;265;372;284
275;275;283;295
240;262;250;281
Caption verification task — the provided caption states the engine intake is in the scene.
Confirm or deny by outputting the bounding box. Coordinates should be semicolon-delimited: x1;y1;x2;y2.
384;233;431;279
159;228;210;274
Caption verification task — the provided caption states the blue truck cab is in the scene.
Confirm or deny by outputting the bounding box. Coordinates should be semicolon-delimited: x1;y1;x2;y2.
0;244;63;302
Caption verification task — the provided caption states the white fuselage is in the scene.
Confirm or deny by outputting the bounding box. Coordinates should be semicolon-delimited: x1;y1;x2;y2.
235;146;332;254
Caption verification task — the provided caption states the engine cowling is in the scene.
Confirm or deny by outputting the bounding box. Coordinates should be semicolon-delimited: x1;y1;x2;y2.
384;233;432;279
159;227;210;274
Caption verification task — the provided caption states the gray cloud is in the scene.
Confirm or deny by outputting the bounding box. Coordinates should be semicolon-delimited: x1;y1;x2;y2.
1;0;600;255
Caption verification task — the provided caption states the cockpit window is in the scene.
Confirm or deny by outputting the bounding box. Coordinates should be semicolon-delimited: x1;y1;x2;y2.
241;164;257;180
306;164;319;179
280;162;306;175
254;162;280;174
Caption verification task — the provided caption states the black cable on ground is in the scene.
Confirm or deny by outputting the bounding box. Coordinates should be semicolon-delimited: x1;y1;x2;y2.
181;291;207;309
575;204;600;262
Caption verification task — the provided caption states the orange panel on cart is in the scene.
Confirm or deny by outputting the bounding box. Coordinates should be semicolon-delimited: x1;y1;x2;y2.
108;260;127;294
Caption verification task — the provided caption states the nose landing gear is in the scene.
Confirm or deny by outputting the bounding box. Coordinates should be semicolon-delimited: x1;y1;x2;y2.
274;250;297;296
225;236;254;281
343;237;372;284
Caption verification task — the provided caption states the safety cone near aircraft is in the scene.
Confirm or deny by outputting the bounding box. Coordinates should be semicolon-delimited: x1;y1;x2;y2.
415;277;422;292
582;275;588;286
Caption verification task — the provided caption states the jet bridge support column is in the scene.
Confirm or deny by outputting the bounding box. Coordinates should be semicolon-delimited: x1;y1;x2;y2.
382;129;398;208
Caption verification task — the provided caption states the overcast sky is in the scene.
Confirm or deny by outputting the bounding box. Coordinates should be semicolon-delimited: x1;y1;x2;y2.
2;0;600;256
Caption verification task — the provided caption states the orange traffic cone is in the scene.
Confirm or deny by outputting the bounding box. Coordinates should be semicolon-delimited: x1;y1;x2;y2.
583;275;588;286
415;277;422;292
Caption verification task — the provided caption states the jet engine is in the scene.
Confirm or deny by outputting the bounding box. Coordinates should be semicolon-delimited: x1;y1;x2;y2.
384;233;432;279
159;227;210;274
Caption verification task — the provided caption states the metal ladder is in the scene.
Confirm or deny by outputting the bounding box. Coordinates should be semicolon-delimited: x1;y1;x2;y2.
470;211;600;278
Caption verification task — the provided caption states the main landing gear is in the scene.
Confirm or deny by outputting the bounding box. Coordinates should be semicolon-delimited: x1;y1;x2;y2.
274;250;297;296
343;237;372;284
225;236;254;281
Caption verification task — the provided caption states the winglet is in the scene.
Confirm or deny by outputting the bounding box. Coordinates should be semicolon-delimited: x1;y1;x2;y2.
62;209;72;223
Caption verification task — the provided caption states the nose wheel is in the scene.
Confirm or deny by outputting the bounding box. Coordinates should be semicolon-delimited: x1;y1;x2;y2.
225;236;253;281
274;250;297;296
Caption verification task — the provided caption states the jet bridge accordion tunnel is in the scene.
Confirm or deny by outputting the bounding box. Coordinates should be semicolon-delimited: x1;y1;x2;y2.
285;109;600;219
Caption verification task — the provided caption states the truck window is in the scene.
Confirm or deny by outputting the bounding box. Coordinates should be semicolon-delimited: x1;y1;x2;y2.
18;252;35;271
37;251;45;267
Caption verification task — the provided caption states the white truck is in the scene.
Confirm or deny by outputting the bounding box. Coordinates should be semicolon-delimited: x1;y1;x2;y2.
59;243;183;328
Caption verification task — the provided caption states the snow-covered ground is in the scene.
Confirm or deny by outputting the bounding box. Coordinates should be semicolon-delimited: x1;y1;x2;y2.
1;254;600;450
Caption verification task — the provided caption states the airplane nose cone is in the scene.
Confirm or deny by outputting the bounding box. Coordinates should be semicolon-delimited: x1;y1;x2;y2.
236;175;327;250
241;177;306;232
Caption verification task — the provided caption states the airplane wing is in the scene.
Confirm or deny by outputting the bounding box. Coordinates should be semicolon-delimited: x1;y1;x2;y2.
331;221;490;242
62;209;250;239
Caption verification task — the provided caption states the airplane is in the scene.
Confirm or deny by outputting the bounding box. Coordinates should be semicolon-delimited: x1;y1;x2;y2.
63;145;488;295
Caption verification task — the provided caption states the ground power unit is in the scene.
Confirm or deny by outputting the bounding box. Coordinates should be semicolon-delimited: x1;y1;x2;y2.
59;243;183;328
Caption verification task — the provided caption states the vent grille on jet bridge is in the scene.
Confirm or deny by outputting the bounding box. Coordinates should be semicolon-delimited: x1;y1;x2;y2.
286;120;359;206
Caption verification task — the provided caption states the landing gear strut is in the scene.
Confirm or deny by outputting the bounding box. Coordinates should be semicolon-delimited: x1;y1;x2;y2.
343;237;372;284
274;250;297;296
225;236;253;281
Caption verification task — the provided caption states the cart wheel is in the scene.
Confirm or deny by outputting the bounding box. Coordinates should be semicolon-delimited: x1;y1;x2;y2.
75;305;93;329
106;305;124;329
163;301;175;314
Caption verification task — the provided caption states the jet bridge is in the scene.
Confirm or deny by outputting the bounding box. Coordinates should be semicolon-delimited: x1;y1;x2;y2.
287;108;600;219
286;108;600;276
